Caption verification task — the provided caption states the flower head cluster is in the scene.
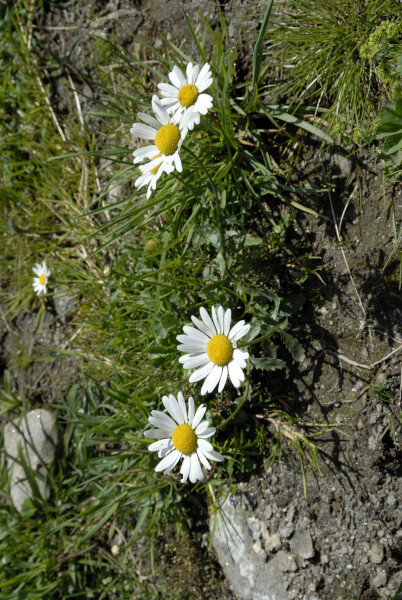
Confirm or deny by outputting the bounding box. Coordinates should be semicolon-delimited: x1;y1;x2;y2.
131;62;213;197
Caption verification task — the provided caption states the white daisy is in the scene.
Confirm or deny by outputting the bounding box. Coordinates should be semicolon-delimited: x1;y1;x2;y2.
145;392;224;483
177;306;250;395
158;62;213;130
134;153;175;199
32;261;50;296
130;95;187;177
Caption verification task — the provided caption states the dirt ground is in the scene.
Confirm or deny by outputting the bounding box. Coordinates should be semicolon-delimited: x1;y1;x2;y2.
1;1;401;598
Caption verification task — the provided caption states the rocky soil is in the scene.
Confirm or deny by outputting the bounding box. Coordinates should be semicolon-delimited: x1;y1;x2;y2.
1;1;401;599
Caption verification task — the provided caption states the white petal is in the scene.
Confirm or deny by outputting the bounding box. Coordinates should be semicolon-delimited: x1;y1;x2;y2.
197;438;213;452
137;112;161;129
197;77;213;93
177;344;205;354
162;395;183;424
187;397;195;425
228;360;244;388
217;306;225;334
177;392;188;423
179;353;210;369
170;65;186;88
152;95;170;125
197;427;216;439
233;348;248;368
133;145;158;163
148;410;176;430
158;82;179;97
192;404;207;430
130;123;157;140
145;428;172;439
201;364;221;395
200;447;225;463
218;365;228;393
195;63;212;87
199;307;217;336
195;94;213;114
155;449;181;473
180;455;191;482
191;314;214;338
189;361;214;383
228;320;250;341
195;421;214;437
196;447;211;470
182;325;210;344
211;306;221;334
189;64;200;84
189;452;204;483
148;439;169;452
222;309;231;336
186;62;193;82
174;152;182;173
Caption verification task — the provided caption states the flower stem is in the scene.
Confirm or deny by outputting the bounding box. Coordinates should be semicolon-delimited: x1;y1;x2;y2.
237;321;284;348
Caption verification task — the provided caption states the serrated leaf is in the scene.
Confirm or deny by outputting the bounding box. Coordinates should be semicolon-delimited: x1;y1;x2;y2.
278;331;305;362
250;357;286;371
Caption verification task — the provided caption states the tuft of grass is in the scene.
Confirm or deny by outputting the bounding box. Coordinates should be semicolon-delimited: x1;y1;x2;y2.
264;0;402;140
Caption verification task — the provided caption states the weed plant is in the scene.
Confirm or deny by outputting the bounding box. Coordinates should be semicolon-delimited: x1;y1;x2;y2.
0;1;344;598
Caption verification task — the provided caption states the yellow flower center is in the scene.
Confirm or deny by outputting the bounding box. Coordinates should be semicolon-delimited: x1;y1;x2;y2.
177;84;199;108
172;424;197;455
39;274;46;285
155;124;181;155
207;334;233;366
150;154;162;174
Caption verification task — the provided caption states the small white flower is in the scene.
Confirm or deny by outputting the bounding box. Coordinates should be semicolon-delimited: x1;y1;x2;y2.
158;62;213;130
177;306;250;395
145;393;224;483
32;261;50;296
130;95;187;183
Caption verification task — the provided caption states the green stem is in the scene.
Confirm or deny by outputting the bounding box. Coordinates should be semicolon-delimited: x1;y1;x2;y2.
237;322;284;348
182;144;227;274
217;359;251;430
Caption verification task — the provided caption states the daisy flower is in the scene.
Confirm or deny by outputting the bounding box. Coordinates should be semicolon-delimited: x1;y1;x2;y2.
158;62;213;130
130;95;187;178
32;261;50;296
177;306;250;395
134;153;175;199
145;392;224;483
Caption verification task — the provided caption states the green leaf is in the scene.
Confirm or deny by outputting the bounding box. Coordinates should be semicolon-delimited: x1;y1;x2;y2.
264;105;333;143
278;331;305;362
251;357;286;371
376;101;402;155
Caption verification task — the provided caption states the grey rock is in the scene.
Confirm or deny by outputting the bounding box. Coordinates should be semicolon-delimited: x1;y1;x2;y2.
4;409;57;513
290;530;315;559
372;569;388;588
370;542;384;565
264;533;281;553
276;551;298;572
211;494;290;599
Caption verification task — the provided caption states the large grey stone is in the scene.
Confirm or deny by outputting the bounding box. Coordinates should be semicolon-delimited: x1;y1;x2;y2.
4;409;57;513
211;493;290;600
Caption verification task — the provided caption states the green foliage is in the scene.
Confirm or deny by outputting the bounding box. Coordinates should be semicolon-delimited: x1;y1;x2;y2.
376;98;402;176
265;0;402;139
